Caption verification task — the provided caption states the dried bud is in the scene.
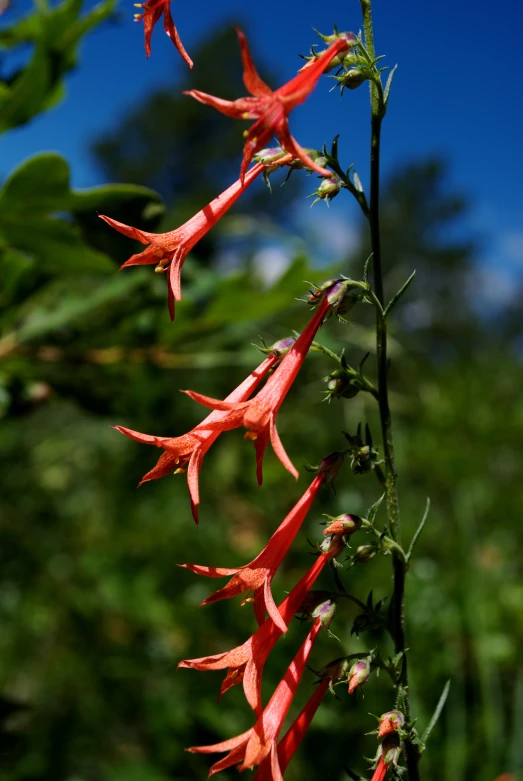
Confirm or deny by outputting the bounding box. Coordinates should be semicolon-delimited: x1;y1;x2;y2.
298;590;332;616
305;450;344;484
323;513;362;537
351;612;384;635
311;598;337;629
318;656;350;683
348;657;371;694
324;369;361;401
378;710;405;738
352;544;378;564
310;176;343;206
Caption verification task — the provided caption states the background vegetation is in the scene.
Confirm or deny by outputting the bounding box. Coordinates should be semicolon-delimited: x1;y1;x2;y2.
1;4;522;780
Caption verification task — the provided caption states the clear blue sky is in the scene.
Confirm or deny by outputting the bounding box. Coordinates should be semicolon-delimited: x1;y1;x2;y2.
2;0;523;301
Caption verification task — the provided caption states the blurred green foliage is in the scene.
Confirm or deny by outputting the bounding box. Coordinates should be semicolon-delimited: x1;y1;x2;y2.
1;6;522;781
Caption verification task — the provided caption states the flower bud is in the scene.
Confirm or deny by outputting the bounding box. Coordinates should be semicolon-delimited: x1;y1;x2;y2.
316;29;357;47
378;710;405;738
310;176;342;206
311;598;337;629
269;336;296;357
348;657;370;694
307;278;364;319
307;278;341;304
253;146;288;165
323;513;362;537
352;544;378;564
342;52;363;68
279;147;326;170
339;68;366;90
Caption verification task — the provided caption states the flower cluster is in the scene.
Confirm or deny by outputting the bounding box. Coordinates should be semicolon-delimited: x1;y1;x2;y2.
112;267;368;774
107;20;401;780
100;29;350;319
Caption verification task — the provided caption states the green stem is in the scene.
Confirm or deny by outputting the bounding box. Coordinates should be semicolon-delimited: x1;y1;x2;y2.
359;1;421;779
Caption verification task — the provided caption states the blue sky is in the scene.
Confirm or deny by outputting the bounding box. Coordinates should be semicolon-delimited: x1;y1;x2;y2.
2;0;523;301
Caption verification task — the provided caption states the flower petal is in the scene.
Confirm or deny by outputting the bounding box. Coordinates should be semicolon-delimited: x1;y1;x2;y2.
99;214;153;245
269;414;299;479
183;390;250;413
162;3;193;68
186;445;204;517
263;576;288;634
276;122;332;178
236;28;273;97
183;89;248;119
187;729;251;755
139;450;183;484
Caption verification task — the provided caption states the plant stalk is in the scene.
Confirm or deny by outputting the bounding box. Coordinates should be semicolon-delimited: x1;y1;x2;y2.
360;1;421;778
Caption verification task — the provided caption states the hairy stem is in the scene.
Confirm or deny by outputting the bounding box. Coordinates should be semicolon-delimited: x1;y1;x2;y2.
359;1;421;778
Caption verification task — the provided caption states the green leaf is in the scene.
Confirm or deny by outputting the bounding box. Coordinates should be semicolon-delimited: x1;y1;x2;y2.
0;217;115;275
421;680;451;744
0;153;163;277
383;64;398;106
406;498;431;562
0;0;117;132
0;153;71;214
15;273;146;344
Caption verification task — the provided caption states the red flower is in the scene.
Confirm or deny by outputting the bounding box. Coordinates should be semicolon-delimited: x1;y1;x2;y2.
99;162;265;319
178;535;343;715
134;0;193;66
371;757;388;781
253;678;330;781
114;354;278;524
377;710;404;738
187;619;322;778
185;30;350;182
181;469;328;633
183;293;331;484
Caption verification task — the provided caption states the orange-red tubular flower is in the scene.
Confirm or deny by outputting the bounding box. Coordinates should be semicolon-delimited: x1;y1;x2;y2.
185;30;350;182
178;536;343;715
99;162;264;320
187;619;322;778
134;0;193;66
183;294;331;484
114;354;278;524
371;757;389;781
253;677;330;781
181;468;329;633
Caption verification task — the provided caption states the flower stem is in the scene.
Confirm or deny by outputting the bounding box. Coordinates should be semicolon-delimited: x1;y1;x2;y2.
359;1;421;778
